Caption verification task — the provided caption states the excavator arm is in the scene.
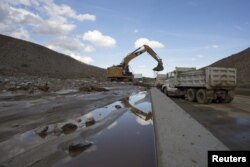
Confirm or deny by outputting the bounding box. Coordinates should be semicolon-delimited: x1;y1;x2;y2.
121;45;164;71
107;44;164;81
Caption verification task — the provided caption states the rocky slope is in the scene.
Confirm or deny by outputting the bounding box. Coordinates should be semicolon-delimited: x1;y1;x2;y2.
0;34;106;79
210;47;250;88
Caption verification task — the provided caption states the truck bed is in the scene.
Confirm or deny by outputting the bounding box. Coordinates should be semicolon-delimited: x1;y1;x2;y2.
176;67;237;89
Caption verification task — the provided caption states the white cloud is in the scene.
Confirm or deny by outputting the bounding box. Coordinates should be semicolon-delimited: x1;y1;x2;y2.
7;0;35;6
84;45;95;52
9;6;43;25
135;38;164;48
83;30;116;48
196;54;204;58
35;19;76;35
76;14;96;21
211;45;219;49
43;2;96;22
10;27;30;40
0;0;96;37
65;50;94;64
134;29;139;33
47;36;95;52
45;36;95;64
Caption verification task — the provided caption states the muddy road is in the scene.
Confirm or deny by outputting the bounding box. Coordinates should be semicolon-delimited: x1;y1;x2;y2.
171;95;250;150
0;85;156;167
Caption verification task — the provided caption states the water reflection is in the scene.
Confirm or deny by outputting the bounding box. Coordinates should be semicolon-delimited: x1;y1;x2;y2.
0;91;156;167
122;97;152;122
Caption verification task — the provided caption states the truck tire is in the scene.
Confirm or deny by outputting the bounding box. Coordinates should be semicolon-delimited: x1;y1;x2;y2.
221;94;234;103
164;88;169;96
187;88;196;102
196;89;212;104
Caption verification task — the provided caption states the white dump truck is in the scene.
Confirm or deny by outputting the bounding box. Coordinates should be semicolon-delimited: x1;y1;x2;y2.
155;73;167;88
161;67;237;104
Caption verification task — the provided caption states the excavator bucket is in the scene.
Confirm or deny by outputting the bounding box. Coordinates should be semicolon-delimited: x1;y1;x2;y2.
153;61;164;71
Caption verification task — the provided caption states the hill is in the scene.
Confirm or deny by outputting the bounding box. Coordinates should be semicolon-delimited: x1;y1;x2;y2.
210;47;250;88
0;34;106;79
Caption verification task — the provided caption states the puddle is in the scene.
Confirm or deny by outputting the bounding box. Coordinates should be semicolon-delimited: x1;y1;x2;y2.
58;91;156;167
0;91;156;167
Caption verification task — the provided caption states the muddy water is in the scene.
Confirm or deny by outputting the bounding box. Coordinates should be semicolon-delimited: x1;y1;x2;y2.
0;91;156;167
56;91;156;167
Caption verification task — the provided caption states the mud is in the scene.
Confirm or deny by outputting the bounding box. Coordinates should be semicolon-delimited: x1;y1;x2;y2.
0;86;155;167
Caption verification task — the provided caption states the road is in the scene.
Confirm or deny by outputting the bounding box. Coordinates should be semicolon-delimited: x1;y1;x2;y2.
171;95;250;150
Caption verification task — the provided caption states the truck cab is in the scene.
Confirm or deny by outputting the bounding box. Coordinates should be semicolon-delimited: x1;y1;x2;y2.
162;67;195;96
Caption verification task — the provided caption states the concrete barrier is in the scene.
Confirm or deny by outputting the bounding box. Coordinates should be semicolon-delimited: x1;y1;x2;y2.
150;88;228;167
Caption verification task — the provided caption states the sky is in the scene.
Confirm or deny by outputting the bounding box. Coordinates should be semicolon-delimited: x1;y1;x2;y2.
1;0;250;77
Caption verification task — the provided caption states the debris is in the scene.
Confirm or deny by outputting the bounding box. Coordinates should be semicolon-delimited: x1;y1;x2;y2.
86;117;95;127
61;123;77;134
35;125;48;137
79;85;108;92
37;82;49;92
115;105;122;109
53;125;63;136
69;141;93;157
76;118;82;122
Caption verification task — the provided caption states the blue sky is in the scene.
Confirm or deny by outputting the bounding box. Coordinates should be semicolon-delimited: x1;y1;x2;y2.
1;0;250;77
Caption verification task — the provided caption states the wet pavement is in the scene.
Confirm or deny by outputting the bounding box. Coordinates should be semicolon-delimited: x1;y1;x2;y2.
172;95;250;150
0;91;156;167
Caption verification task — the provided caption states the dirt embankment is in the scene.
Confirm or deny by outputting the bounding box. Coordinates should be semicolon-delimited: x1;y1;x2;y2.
0;34;106;79
210;47;250;88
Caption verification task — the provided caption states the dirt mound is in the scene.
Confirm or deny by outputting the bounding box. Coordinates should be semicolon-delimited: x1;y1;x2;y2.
0;34;106;80
209;47;250;88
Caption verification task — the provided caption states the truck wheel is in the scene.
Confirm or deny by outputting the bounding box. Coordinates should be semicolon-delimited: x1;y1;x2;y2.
196;89;211;104
221;95;234;103
187;89;196;102
164;88;169;96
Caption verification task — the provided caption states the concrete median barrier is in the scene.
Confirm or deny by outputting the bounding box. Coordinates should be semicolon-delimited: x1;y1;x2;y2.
150;88;228;167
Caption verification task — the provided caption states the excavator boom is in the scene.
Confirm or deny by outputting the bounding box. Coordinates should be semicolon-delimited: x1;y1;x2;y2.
107;45;164;81
121;45;164;71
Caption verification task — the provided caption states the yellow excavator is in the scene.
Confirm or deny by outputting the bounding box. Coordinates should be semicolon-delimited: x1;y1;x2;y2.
107;45;164;81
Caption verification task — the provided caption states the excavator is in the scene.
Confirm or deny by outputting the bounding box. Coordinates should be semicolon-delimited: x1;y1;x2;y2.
107;45;164;81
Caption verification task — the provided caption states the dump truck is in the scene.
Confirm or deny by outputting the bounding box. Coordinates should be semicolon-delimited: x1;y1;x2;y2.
155;73;167;88
161;67;237;104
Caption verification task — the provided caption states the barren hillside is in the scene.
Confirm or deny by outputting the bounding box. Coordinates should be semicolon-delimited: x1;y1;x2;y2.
210;47;250;88
0;34;106;79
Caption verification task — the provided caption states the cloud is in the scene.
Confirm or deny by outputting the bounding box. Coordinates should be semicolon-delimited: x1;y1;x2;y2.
0;0;96;37
83;30;116;48
47;36;95;52
43;2;96;22
65;50;94;64
45;36;95;64
134;29;139;33
134;38;164;48
196;54;204;58
211;45;219;49
34;19;76;35
11;27;30;40
9;6;43;25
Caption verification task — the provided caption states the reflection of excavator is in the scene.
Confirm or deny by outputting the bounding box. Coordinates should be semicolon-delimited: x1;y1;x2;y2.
107;45;164;81
122;97;152;121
